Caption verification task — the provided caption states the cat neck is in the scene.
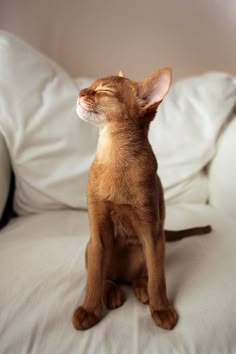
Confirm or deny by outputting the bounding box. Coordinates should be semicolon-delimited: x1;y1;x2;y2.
95;122;151;166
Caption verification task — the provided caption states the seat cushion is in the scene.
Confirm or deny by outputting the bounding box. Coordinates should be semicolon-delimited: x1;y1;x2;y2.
0;205;236;354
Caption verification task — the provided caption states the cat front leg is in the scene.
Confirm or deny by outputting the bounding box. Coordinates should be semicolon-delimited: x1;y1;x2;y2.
136;224;178;330
72;237;103;330
72;201;110;330
149;229;178;330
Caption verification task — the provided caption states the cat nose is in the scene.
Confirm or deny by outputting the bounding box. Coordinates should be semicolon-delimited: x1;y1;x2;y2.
80;88;95;98
78;88;95;105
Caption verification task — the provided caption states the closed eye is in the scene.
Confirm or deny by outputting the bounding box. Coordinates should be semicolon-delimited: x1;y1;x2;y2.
95;88;114;94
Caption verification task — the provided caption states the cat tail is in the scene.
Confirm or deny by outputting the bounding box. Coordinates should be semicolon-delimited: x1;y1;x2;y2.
165;225;212;242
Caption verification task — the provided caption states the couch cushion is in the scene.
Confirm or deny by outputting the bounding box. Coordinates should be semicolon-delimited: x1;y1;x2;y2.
0;31;96;215
149;72;236;204
0;132;11;220
208;114;236;219
0;31;236;216
0;205;236;354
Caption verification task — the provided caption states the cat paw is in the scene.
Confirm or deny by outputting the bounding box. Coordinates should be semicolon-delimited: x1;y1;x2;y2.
151;305;178;330
103;280;126;310
72;306;102;330
132;278;149;304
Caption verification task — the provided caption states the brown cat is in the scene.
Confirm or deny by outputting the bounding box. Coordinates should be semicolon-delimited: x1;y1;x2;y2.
72;68;211;330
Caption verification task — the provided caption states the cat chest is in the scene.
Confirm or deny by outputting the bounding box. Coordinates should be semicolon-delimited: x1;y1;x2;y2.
109;203;141;245
94;171;135;204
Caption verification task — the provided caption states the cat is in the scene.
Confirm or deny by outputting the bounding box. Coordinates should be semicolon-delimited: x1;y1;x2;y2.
72;68;211;330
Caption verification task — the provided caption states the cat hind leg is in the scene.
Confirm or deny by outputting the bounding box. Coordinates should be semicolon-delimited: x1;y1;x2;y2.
132;276;149;304
103;279;126;310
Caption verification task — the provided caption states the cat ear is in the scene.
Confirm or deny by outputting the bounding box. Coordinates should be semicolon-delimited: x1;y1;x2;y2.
118;70;125;77
137;67;172;108
136;67;172;121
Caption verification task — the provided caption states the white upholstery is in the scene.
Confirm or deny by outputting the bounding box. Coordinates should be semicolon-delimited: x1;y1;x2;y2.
0;31;235;217
208;114;236;219
149;72;236;204
1;31;236;354
0;31;96;215
0;132;10;219
0;206;236;354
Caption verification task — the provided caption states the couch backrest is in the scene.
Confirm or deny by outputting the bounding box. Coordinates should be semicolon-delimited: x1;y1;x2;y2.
0;132;11;226
0;32;235;219
208;113;236;220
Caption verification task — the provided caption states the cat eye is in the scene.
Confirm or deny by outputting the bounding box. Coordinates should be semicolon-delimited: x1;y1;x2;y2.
95;88;114;94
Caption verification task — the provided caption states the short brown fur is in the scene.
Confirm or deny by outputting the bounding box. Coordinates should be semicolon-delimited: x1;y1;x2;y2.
72;68;211;330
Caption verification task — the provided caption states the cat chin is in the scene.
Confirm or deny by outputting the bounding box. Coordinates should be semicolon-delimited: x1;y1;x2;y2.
76;104;104;126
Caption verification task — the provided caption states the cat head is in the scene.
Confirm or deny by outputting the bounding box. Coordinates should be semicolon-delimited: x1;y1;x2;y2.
76;67;172;127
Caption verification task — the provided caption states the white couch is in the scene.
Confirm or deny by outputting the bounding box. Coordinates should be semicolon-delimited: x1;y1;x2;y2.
0;32;236;354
